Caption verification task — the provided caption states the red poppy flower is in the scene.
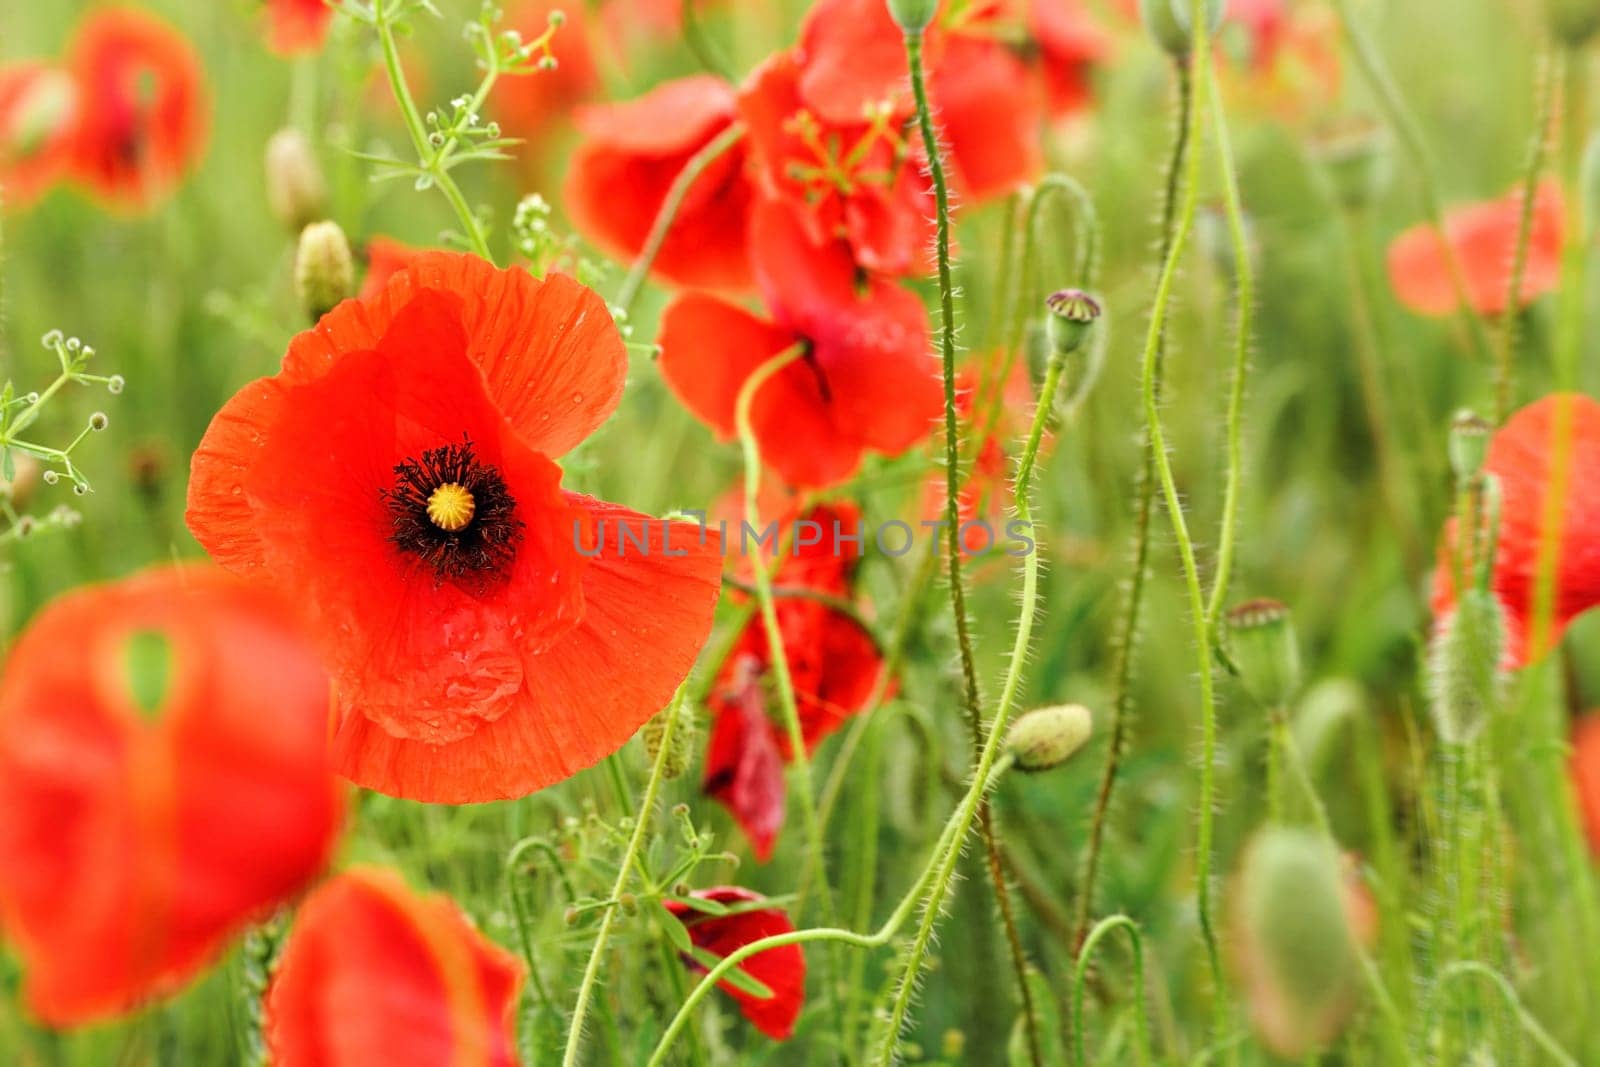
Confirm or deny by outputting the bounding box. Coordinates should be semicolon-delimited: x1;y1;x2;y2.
1388;180;1565;317
266;867;523;1066
664;887;805;1039
0;565;343;1026
186;252;723;803
265;0;335;56
493;0;600;146
794;0;1043;205
359;235;427;301
1432;394;1600;667
1219;2;1340;122
0;61;78;208
658;200;941;489
566;75;753;291
738;51;935;278
1571;714;1600;855
1028;0;1112;118
704;502;885;859
63;7;208;211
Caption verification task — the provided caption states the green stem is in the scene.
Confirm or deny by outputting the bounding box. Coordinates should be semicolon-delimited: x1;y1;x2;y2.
1430;963;1580;1067
735;344;834;925
614;124;747;316
1074;55;1192;951
1329;0;1496;365
560;687;688;1066
1072;916;1150;1067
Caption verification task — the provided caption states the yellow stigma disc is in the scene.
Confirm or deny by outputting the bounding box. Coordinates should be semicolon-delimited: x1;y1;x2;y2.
426;483;476;532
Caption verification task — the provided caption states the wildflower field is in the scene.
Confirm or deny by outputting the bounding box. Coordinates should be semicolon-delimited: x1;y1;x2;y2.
4;0;1600;1063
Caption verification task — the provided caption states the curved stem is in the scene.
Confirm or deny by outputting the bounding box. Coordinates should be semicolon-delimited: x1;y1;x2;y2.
1074;55;1193;951
614;124;747;316
1431;963;1579;1067
1072;916;1150;1067
560;686;688;1066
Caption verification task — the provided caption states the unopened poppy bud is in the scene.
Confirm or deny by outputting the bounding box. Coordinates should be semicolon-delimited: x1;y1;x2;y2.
1311;117;1390;212
641;704;695;779
1226;599;1302;709
1547;0;1600;44
1427;587;1506;744
1448;409;1492;484
1140;0;1223;55
295;221;355;324
1234;827;1364;1060
265;128;329;234
1046;288;1101;358
2;454;41;510
1006;704;1093;771
885;0;938;33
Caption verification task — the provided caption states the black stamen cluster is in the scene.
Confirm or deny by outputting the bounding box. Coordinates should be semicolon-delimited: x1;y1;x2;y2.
383;435;523;588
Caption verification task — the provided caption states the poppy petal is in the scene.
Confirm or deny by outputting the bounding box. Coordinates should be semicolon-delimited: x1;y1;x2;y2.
666;887;806;1040
704;656;787;861
932;35;1044;203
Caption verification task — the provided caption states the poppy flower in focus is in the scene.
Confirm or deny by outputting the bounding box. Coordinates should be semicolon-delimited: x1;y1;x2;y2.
266;867;523;1066
704;502;886;859
63;7;208;211
187;252;723;803
659;200;941;489
566;75;753;291
264;0;335;56
0;61;78;207
493;0;600;147
1432;394;1600;667
664;887;806;1039
359;235;427;300
1388;181;1565;318
1028;0;1112;118
0;565;343;1025
1571;714;1600;855
793;0;1044;206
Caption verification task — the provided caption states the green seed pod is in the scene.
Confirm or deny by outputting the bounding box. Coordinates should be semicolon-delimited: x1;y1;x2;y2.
641;704;695;780
1045;288;1101;359
1427;587;1506;745
1547;0;1600;44
1448;409;1493;485
294;221;355;325
1234;827;1364;1059
885;0;938;33
1005;704;1093;772
265;128;329;235
1310;117;1391;213
1225;600;1303;709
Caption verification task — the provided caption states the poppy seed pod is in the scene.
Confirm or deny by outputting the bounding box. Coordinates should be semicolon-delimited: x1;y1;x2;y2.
1140;0;1223;55
1234;828;1365;1059
1448;409;1493;484
264;128;328;234
1548;0;1600;44
1225;599;1303;709
886;0;938;33
1005;704;1093;772
1427;587;1506;744
1311;118;1390;213
1046;288;1101;358
293;220;354;324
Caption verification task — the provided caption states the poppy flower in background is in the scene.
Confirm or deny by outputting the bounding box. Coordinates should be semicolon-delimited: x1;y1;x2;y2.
0;565;343;1026
266;867;523;1066
659;200;942;489
358;235;427;300
0;61;78;208
566;75;754;291
1028;0;1113;118
1571;714;1600;855
704;502;886;859
664;887;806;1039
264;0;336;56
64;6;208;211
1432;394;1600;667
1388;181;1565;317
186;252;723;803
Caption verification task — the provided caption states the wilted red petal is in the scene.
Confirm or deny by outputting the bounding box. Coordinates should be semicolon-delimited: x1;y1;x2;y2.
665;887;806;1039
704;656;787;862
0;565;342;1025
265;868;523;1066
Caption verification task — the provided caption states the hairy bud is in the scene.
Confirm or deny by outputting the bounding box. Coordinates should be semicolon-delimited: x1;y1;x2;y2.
1226;600;1303;709
294;221;355;324
265;128;329;234
1006;704;1093;772
1427;587;1506;745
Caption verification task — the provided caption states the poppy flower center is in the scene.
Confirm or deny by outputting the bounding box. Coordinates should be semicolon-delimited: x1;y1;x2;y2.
383;436;523;586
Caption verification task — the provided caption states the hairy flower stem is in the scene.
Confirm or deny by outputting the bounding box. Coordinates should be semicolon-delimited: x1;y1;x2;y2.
561;686;689;1066
1074;53;1191;953
734;345;837;930
614;124;747;316
895;25;1043;1065
1134;13;1229;1047
1496;45;1558;424
372;0;493;262
1072;916;1150;1067
1330;0;1495;365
